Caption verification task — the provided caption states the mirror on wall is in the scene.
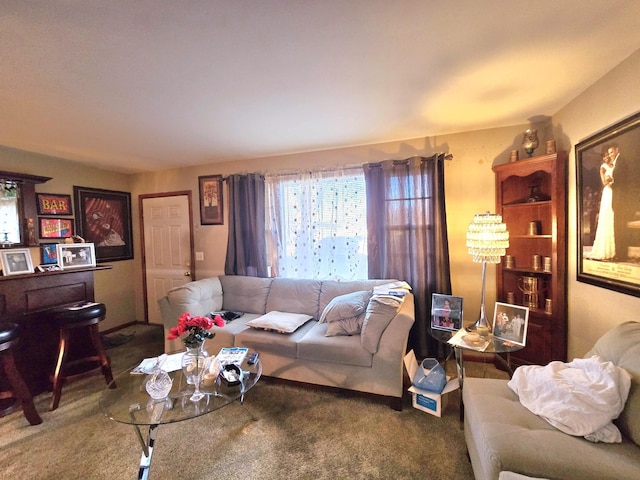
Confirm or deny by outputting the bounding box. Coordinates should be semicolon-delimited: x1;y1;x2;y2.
0;171;51;248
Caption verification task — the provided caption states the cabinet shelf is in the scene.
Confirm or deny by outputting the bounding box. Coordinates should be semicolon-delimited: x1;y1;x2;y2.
493;151;567;366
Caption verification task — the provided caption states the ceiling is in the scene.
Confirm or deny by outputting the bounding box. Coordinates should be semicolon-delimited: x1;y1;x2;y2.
2;1;640;174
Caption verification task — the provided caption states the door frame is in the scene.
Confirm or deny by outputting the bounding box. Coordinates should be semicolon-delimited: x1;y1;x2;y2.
139;191;195;323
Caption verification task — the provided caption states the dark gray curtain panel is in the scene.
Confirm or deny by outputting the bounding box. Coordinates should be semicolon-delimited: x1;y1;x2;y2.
224;173;268;277
364;154;451;358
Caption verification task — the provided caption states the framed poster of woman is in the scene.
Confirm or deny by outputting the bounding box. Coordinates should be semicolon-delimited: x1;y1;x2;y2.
577;111;640;297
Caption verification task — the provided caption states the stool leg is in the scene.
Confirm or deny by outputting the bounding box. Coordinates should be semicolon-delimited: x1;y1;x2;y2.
50;328;71;411
0;350;42;425
89;323;115;388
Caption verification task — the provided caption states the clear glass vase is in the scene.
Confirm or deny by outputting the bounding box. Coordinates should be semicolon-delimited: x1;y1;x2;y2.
181;342;210;402
145;360;173;400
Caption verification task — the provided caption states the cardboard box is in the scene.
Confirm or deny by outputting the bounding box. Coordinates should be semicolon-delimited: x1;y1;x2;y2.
404;350;459;417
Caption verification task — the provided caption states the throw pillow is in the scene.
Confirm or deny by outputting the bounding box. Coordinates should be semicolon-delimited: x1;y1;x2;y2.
361;295;403;353
318;290;372;324
325;313;366;337
246;311;313;334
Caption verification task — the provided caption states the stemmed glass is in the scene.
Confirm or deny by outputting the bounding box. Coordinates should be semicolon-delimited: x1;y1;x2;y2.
184;352;210;402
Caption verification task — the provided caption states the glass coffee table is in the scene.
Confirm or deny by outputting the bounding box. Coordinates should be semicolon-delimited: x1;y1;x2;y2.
100;352;262;480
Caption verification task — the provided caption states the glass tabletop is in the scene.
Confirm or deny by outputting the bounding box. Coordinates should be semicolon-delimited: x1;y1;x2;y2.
100;354;262;426
429;327;524;354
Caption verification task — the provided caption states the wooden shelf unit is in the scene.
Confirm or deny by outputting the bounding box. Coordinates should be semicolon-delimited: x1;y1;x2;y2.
493;152;568;366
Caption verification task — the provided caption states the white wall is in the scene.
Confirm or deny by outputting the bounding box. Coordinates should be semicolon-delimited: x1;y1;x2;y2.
553;48;640;359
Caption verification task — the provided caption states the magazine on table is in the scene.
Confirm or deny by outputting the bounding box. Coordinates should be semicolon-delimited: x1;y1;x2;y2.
447;328;491;352
216;347;249;366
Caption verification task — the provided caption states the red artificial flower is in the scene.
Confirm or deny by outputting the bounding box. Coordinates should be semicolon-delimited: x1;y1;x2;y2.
167;312;225;347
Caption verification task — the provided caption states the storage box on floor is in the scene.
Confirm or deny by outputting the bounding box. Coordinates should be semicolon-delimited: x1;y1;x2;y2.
403;350;459;417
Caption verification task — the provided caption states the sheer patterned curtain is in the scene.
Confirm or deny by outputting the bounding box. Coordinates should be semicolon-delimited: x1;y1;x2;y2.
364;155;451;358
224;173;268;277
266;167;368;280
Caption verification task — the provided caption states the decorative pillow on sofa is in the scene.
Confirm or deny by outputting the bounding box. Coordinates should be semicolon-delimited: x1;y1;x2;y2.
361;295;403;354
246;311;313;334
319;290;372;324
325;313;366;337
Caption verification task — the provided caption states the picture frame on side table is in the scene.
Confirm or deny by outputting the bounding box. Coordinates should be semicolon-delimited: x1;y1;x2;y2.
73;186;133;262
0;248;35;275
56;243;96;270
492;302;529;347
430;293;463;332
198;175;224;225
576;111;640;298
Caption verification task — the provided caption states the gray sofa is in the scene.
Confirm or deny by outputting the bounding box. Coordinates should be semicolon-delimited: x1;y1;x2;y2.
463;321;640;480
158;275;415;409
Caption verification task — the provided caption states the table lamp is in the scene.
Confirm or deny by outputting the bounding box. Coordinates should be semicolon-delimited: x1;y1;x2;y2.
466;212;509;332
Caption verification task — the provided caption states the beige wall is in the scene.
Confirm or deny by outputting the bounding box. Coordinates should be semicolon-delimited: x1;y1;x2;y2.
0;146;136;331
554;48;640;359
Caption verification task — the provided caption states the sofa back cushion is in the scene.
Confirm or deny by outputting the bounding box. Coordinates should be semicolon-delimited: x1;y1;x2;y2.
165;276;223;317
266;278;322;318
219;275;273;314
586;321;640;446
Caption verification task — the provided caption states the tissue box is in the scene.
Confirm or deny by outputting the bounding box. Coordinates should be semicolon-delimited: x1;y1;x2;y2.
404;350;459;417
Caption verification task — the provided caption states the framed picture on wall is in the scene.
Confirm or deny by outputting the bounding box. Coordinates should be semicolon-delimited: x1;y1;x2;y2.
39;217;74;239
198;175;224;225
36;193;73;216
73;186;133;262
40;243;59;265
576;111;640;297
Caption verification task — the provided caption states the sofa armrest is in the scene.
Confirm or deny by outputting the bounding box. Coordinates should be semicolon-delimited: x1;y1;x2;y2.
157;276;224;330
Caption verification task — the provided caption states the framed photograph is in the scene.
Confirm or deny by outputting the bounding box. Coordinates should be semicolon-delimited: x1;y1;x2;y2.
56;243;96;270
492;302;529;346
430;293;463;331
576;111;640;297
39;217;74;239
73;186;133;262
40;243;59;265
198;175;224;225
0;248;34;275
36;193;73;216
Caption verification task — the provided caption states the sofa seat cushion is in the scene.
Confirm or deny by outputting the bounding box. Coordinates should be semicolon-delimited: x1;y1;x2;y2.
246;311;313;334
297;322;373;367
220;275;273;314
266;278;322;318
234;319;316;358
463;378;640;480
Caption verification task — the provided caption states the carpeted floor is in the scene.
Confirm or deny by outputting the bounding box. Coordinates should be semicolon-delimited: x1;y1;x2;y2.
0;324;507;479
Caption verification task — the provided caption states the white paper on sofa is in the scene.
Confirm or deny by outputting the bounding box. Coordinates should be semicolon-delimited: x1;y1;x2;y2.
508;355;631;443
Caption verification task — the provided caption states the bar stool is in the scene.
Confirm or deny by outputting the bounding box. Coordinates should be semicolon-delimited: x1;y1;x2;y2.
0;322;43;425
50;302;115;411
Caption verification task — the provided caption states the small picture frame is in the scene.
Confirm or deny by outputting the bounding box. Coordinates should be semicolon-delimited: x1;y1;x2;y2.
431;293;463;331
198;175;224;225
39;217;74;239
0;248;35;276
36;193;73;216
492;302;529;346
56;243;96;270
40;243;59;265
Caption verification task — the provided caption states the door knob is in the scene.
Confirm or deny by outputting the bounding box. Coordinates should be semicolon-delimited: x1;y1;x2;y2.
184;271;191;277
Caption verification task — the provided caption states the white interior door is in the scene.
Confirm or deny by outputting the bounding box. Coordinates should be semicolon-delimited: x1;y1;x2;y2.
142;194;193;325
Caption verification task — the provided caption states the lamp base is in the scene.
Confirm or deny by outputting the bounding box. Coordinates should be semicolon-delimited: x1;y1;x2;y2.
465;303;492;336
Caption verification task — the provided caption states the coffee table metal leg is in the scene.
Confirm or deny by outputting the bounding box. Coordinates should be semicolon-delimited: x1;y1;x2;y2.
136;423;159;480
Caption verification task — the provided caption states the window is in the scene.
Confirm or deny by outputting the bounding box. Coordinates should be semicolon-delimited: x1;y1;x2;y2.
266;168;367;280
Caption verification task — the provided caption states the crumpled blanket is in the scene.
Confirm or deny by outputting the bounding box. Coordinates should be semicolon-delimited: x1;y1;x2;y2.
508;355;631;443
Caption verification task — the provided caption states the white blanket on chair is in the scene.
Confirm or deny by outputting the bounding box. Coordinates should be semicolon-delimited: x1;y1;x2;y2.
508;355;631;443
